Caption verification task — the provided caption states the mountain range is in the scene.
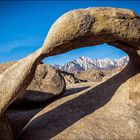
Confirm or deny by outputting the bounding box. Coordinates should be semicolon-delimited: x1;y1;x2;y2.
53;56;129;73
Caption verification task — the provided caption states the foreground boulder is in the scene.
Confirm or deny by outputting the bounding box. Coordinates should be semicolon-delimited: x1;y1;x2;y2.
21;64;66;103
0;63;66;104
0;63;65;138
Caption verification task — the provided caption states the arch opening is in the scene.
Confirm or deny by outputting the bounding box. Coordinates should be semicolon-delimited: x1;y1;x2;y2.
43;43;129;87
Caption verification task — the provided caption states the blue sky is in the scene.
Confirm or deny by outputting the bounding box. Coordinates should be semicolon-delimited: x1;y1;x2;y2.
0;1;140;64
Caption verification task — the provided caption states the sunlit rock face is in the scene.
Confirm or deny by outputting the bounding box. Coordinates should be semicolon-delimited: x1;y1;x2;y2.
0;63;66;104
42;7;140;56
22;64;66;103
0;7;140;140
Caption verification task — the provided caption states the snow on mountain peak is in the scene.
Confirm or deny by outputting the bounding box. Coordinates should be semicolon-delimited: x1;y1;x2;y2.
53;56;129;73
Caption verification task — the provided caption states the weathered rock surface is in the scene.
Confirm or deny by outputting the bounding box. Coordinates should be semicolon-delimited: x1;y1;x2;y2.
0;62;16;75
0;7;140;140
0;114;13;140
0;63;66;103
74;70;106;82
22;64;65;103
42;7;140;56
6;66;124;138
6;108;42;138
0;49;44;118
0;63;65;139
59;70;85;85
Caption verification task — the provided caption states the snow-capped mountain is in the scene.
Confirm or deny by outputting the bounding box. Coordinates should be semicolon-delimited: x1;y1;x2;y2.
53;56;129;73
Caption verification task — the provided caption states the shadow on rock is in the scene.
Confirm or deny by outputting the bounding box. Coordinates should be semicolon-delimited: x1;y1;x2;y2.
17;60;140;140
7;86;90;138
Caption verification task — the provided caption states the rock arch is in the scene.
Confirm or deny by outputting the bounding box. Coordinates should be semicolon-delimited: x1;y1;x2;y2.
41;7;140;105
0;7;140;139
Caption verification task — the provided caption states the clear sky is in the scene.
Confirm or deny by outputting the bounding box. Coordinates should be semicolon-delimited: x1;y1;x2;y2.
0;0;140;64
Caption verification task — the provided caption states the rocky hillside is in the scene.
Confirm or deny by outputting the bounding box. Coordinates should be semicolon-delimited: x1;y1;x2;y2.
58;66;125;85
54;56;129;73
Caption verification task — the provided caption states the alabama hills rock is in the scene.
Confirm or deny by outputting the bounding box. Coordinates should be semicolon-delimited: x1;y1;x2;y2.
17;62;140;140
0;62;65;139
0;114;13;140
74;65;126;83
18;7;140;139
0;62;16;75
23;64;66;103
74;69;106;82
0;7;140;140
0;62;66;104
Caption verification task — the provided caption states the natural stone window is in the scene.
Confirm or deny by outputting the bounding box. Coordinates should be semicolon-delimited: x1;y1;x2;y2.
0;7;140;140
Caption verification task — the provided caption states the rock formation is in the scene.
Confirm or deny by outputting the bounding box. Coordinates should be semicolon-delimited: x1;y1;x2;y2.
17;60;140;139
74;70;106;82
22;64;66;103
0;63;66;104
41;7;140;106
0;114;13;140
0;62;16;75
0;50;44;140
58;70;85;85
0;7;140;139
18;7;140;139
